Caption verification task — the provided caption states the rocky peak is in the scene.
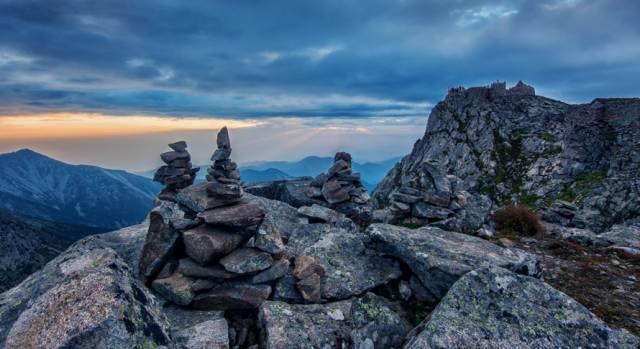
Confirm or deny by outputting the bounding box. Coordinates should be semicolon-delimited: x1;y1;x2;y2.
375;82;640;233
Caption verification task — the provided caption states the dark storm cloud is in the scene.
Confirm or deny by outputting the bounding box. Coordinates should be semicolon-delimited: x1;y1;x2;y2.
0;0;638;117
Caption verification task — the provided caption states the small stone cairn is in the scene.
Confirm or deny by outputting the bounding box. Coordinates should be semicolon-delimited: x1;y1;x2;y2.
140;127;324;311
153;141;199;200
305;152;372;224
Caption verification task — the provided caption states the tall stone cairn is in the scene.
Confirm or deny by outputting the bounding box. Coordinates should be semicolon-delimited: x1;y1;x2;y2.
140;126;309;311
153;141;199;199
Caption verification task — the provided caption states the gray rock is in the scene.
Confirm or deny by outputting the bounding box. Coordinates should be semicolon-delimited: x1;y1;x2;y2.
405;265;639;349
197;201;265;228
206;181;243;200
296;272;322;303
254;221;285;254
177;258;237;279
219;247;273;274
299;228;402;300
322;179;350;204
174;318;229;349
139;202;183;283
176;183;240;212
168;140;188;152
183;224;252;265
599;224;640;250
259;293;409;349
249;259;290;284
151;271;195;306
161;150;190;163
366;223;542;301
412;202;453;220
272;275;304;303
297;204;345;223
0;238;171;348
216;126;231;150
191;284;271;310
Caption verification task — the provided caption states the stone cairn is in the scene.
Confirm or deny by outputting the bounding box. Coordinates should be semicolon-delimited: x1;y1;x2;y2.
140;127;324;312
305;152;372;224
153;141;199;200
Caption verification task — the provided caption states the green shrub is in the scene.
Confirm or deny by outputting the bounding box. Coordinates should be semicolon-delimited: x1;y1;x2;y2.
494;205;544;237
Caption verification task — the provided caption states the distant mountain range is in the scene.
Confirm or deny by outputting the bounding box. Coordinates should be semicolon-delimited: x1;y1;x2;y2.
241;156;402;191
0;149;161;230
139;156;401;192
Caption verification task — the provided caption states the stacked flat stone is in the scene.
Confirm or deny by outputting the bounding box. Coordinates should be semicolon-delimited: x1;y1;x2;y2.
304;152;372;225
306;152;370;205
153;141;199;198
140;127;294;311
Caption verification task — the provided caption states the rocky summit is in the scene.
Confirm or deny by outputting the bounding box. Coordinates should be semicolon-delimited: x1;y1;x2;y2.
374;81;640;239
1;87;639;349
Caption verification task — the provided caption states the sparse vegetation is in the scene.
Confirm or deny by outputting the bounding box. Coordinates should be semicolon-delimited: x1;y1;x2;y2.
494;205;544;237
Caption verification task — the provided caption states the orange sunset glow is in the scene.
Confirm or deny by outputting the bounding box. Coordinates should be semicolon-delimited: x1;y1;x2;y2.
0;113;265;140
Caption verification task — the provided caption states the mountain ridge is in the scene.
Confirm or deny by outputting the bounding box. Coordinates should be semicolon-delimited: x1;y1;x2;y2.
0;148;161;230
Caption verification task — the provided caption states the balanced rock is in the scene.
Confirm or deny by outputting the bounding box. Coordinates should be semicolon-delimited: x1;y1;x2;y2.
153;140;199;195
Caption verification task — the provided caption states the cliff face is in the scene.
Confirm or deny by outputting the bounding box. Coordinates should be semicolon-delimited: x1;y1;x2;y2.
373;82;640;232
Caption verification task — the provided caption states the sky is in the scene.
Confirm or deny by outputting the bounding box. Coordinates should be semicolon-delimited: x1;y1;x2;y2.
0;0;639;171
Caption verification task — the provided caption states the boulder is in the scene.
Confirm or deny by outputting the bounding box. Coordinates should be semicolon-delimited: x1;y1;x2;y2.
299;229;402;300
0;241;171;349
405;265;639;348
151;271;195;306
183;225;252;265
139;202;183;283
259;293;409;349
191;284;272;310
219;247;273;274
197;201;265;228
366;223;542;301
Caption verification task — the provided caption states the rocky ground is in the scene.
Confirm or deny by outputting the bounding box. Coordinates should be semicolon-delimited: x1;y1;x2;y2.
500;234;640;337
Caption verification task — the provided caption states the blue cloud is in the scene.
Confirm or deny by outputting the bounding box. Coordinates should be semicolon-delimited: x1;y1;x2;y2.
0;0;638;117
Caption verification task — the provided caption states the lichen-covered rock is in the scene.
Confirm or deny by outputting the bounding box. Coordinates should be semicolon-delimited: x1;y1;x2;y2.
366;223;541;301
0;234;172;348
405;265;639;349
219;247;273;274
164;306;229;349
300;229;402;300
151;271;195;306
259;293;409;349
